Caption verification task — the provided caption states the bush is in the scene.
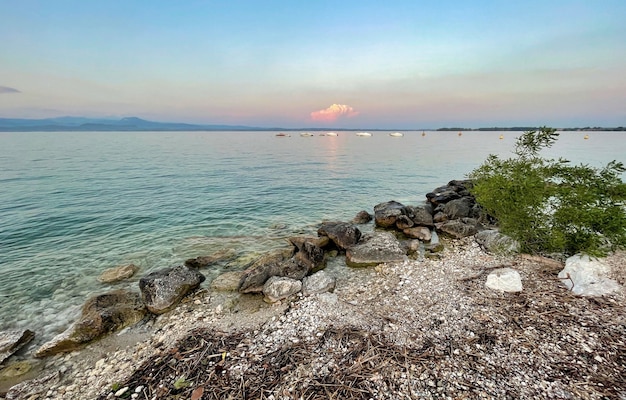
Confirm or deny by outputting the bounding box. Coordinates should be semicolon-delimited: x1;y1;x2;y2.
469;127;626;256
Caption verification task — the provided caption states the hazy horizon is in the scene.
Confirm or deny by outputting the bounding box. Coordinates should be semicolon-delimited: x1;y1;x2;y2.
1;1;625;129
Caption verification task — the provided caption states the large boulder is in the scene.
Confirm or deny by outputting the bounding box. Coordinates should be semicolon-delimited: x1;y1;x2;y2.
0;330;35;364
442;197;474;220
238;247;312;294
558;254;621;296
426;180;473;206
317;222;361;250
407;205;434;227
346;232;407;267
374;201;407;228
97;263;139;283
437;218;484;239
34;290;146;357
139;265;205;314
475;230;520;255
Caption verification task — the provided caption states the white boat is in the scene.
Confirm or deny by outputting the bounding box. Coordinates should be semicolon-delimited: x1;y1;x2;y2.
389;132;404;137
325;132;338;136
356;132;372;137
300;132;314;137
275;133;291;137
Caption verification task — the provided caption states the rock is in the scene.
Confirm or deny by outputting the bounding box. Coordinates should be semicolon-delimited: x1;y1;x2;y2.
0;360;33;378
35;290;146;358
139;265;205;314
437;218;483;239
302;270;336;295
485;268;523;292
352;210;373;224
184;249;237;269
238;248;311;294
5;370;61;400
317;222;361;250
442;197;474;220
374;201;407;228
97;264;139;283
475;230;520;255
558;254;621;296
403;226;432;241
263;277;302;303
0;329;35;364
289;236;326;271
426;180;473;206
402;239;421;255
395;215;414;229
346;231;407;267
407;205;434;227
210;271;244;292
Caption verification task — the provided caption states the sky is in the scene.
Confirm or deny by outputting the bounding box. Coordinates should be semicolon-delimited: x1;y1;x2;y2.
1;0;625;129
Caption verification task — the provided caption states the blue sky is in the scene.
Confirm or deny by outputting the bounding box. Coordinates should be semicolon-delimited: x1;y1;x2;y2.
1;0;625;128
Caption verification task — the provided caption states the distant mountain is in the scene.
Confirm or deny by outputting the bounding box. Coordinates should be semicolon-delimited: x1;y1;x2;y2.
0;117;263;131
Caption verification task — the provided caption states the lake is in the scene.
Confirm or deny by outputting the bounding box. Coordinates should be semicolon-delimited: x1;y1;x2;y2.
0;130;624;345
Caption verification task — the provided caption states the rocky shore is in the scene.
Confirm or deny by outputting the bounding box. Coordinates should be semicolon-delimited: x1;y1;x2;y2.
1;180;625;399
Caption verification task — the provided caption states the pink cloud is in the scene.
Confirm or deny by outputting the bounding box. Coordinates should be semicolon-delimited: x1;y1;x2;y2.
310;104;359;122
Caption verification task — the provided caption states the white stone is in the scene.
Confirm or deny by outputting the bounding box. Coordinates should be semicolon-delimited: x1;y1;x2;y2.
485;268;523;292
558;254;621;296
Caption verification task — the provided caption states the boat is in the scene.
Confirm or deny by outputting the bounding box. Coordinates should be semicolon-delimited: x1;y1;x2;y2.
421;131;426;137
325;132;338;136
275;133;291;137
584;134;590;140
458;131;463;136
389;132;404;137
300;132;314;137
499;134;504;140
356;132;372;137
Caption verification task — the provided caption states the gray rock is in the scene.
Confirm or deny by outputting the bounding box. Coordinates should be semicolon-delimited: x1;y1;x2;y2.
35;290;146;357
5;370;61;400
437;218;484;239
139;265;205;314
263;276;302;303
442;197;474;219
289;236;326;271
210;271;244;292
97;263;139;283
374;200;407;228
0;329;35;364
485;268;523;292
558;254;621;296
238;247;311;294
407;205;434;227
346;231;407;267
475;230;520;255
302;270;336;295
395;215;414;230
317;222;361;250
403;226;432;241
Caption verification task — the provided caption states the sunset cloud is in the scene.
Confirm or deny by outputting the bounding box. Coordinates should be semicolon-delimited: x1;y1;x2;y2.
0;86;20;94
310;104;359;122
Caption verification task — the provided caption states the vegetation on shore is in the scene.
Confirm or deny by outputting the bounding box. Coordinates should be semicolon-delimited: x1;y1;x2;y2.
469;127;626;256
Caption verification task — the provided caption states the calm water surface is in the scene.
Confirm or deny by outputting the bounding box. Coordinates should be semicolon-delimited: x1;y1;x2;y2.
0;130;624;344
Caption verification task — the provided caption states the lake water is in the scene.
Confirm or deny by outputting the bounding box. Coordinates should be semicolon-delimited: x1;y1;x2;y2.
1;130;624;346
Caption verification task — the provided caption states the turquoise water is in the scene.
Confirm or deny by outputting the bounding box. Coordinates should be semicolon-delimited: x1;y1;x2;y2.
0;130;624;345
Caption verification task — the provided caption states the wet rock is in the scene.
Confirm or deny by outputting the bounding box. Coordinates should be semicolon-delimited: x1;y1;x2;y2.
210;271;244;292
485;268;523;292
139;265;205;314
238;248;310;294
0;360;33;378
395;215;414;230
184;249;237;269
352;210;373;224
35;290;146;357
5;370;61;400
317;222;361;250
437;218;483;239
403;226;432;242
475;230;520;255
302;270;336;295
289;236;326;271
97;264;139;283
374;200;407;228
346;232;407;267
0;329;35;364
558;254;621;296
263;277;302;303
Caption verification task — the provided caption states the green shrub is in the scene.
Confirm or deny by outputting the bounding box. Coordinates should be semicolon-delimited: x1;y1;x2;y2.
469;127;626;256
